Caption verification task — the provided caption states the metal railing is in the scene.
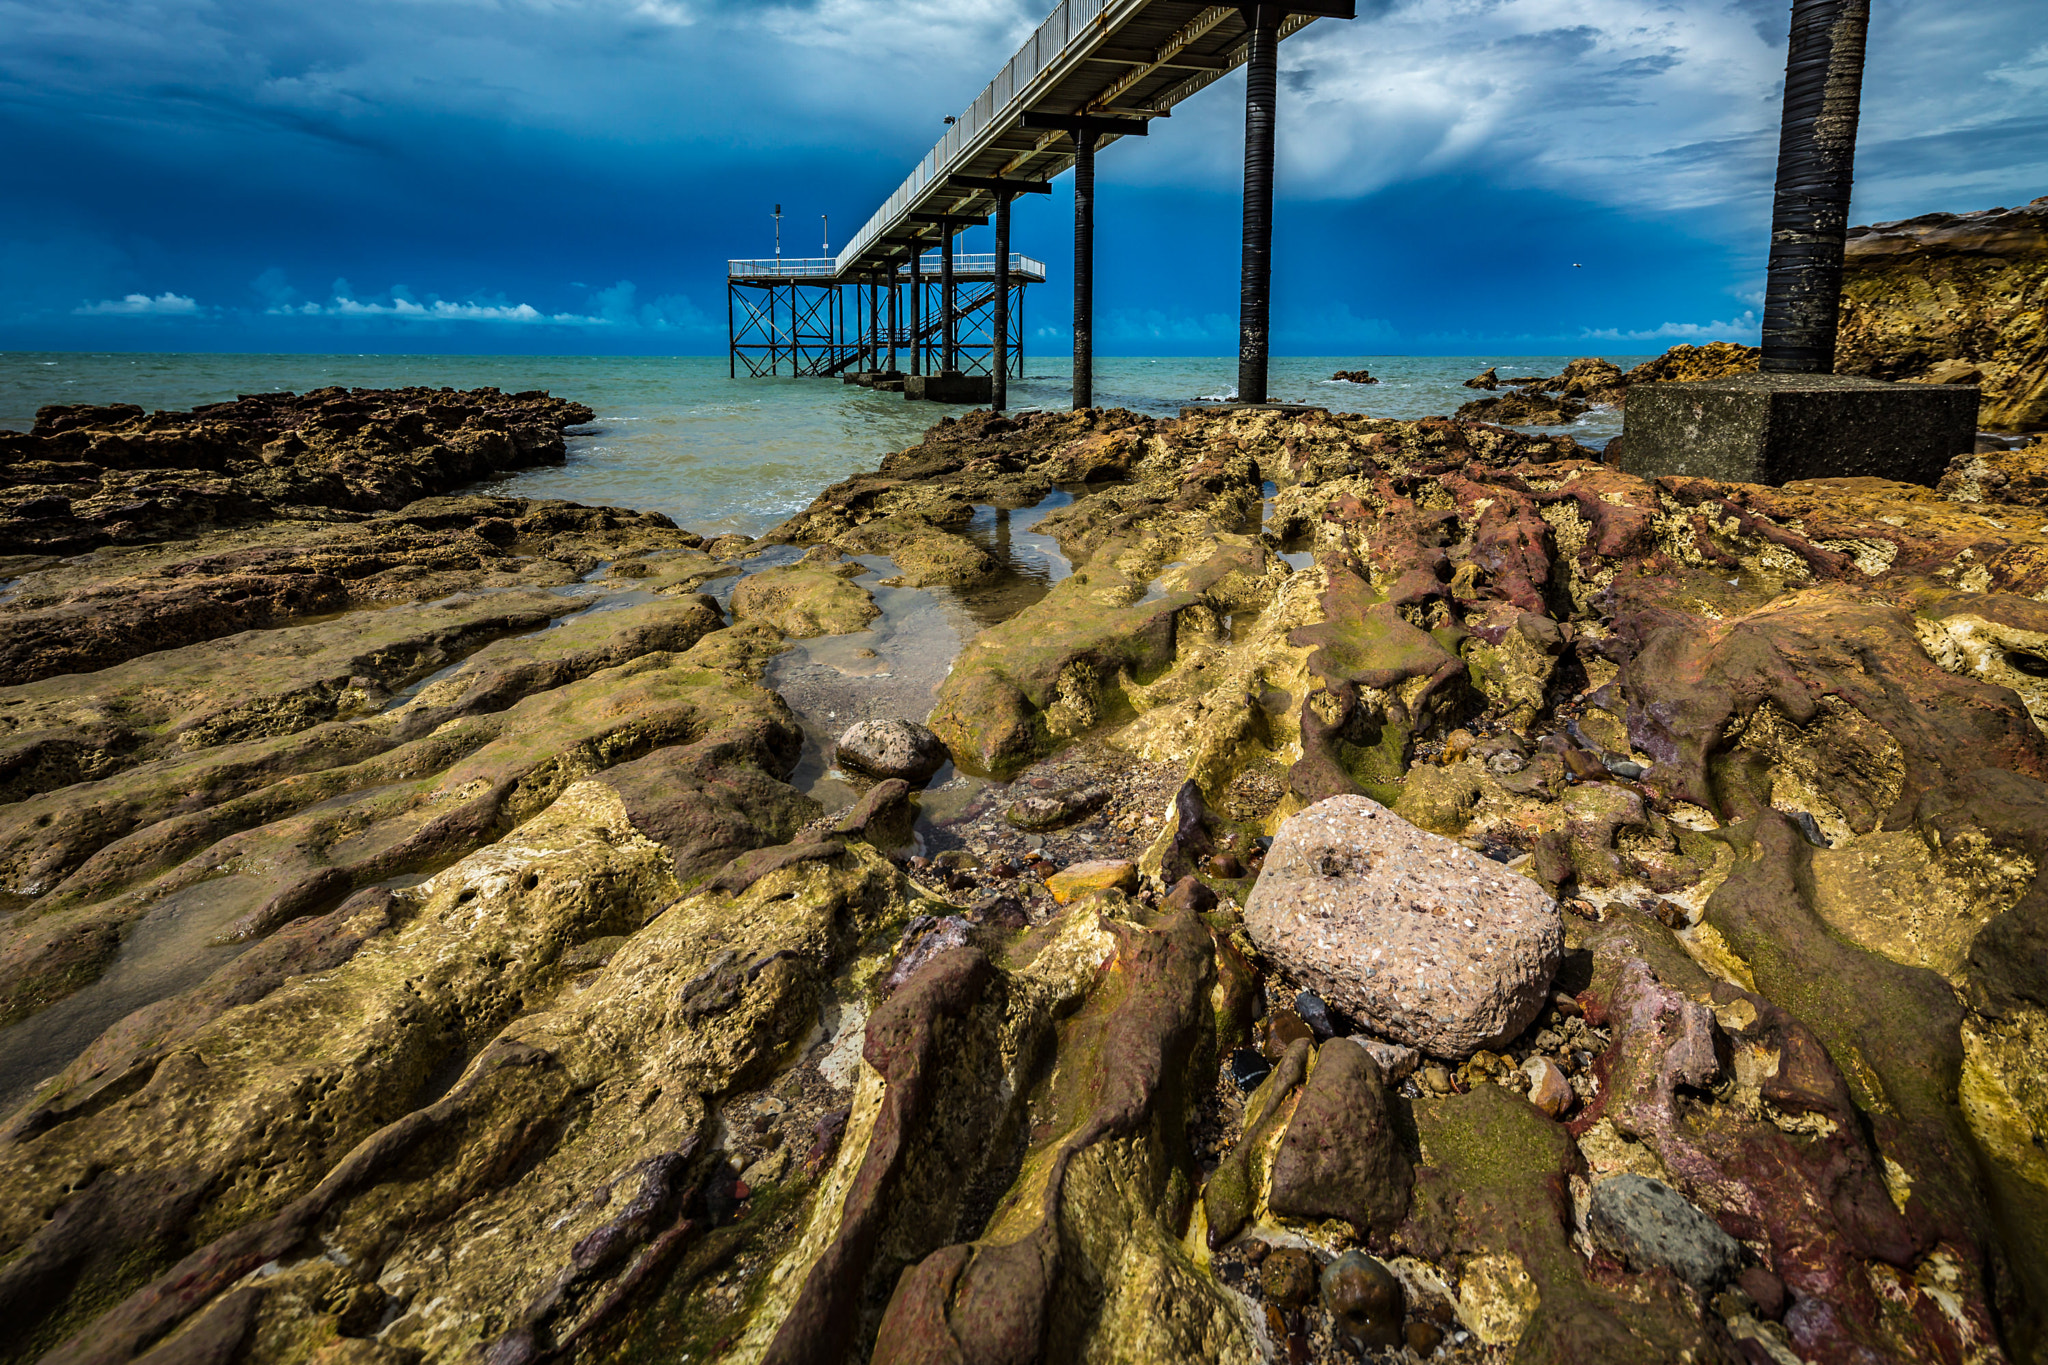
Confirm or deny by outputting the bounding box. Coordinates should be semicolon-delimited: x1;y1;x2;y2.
731;254;1047;281
726;258;839;278
834;0;1121;275
896;253;1048;279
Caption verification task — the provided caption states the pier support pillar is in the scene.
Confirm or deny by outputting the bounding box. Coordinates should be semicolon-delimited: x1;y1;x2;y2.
1761;0;1869;373
888;264;900;374
908;250;923;377
994;195;1012;412
942;224;958;374
1073;132;1095;411
1237;3;1280;405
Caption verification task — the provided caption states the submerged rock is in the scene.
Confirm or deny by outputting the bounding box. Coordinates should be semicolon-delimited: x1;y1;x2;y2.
1245;795;1563;1058
834;718;949;784
1002;782;1109;831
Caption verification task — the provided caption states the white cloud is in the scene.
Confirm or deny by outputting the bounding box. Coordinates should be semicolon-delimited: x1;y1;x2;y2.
1579;310;1760;343
73;291;200;316
270;291;608;323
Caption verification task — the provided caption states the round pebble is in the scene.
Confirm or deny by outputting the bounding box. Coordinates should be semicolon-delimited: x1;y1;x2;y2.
1321;1249;1404;1350
1261;1246;1317;1308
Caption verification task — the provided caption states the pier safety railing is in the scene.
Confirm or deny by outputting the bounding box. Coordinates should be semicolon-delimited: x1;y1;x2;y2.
729;255;1048;281
831;1;1328;281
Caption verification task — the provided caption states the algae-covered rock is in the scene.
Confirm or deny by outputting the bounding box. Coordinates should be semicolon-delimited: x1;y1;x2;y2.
9;381;2048;1365
1044;857;1137;903
1267;1038;1413;1238
729;555;878;637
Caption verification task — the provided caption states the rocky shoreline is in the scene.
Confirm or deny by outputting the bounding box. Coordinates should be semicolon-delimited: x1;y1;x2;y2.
0;382;2044;1365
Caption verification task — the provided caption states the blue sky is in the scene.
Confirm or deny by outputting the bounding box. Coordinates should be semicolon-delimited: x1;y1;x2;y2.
3;0;2043;356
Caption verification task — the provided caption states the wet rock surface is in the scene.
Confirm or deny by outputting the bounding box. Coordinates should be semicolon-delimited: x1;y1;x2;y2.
833;718;949;784
0;384;2045;1365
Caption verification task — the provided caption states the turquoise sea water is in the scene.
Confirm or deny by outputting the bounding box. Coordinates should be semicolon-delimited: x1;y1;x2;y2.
0;352;1649;535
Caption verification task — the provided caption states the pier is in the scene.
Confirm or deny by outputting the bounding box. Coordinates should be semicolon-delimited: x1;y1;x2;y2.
726;253;1045;388
726;0;1355;407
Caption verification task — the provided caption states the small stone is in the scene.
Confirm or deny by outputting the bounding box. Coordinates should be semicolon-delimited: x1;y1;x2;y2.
1230;1047;1273;1091
1419;1065;1455;1096
1242;1238;1270;1265
830;779;915;848
1293;990;1335;1040
835;718;950;784
1342;1034;1419;1084
1263;1007;1315;1060
1405;1320;1445;1356
738;1146;790;1188
1589;1174;1745;1293
1712;1287;1757;1321
1487;748;1529;776
1524;1055;1573;1118
1044;858;1137;904
1206;851;1245;878
1261;1246;1317;1308
1244;796;1563;1059
1321;1250;1403;1351
1163;875;1219;916
1561;746;1609;781
1737;1266;1788;1321
1005;784;1111;832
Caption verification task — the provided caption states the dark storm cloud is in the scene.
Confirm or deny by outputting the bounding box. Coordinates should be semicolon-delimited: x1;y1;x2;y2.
1;0;2040;352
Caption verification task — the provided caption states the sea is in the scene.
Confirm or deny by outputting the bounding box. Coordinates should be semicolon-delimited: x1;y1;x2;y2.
0;352;1649;535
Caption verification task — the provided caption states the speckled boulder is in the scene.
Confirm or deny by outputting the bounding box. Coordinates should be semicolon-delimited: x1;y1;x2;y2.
1244;795;1562;1059
834;718;950;784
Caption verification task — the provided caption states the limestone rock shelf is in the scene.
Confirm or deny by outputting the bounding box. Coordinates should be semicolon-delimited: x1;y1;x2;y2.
0;391;2043;1365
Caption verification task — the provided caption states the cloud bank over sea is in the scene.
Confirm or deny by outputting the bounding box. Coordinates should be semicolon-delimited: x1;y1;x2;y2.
3;0;2041;353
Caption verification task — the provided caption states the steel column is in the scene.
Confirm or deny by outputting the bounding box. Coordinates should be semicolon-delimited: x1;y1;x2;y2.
1073;133;1096;411
941;225;958;373
1760;0;1869;373
908;250;923;376
888;271;900;372
868;277;880;371
994;197;1012;410
1238;3;1280;405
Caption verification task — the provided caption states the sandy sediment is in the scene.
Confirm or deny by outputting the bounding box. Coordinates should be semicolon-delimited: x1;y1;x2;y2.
0;383;2044;1364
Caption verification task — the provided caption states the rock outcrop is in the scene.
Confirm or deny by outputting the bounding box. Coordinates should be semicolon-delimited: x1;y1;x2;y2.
1;387;2045;1365
1838;197;2048;431
1455;343;1761;426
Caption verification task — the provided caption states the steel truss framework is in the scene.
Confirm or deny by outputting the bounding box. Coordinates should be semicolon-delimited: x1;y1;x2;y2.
728;279;1029;379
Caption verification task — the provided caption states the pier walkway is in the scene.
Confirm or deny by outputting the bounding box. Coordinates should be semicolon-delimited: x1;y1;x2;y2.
726;1;1354;406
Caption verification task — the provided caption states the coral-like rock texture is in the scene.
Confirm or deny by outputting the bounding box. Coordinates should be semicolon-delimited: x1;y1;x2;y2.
2;387;2047;1365
1245;796;1562;1058
1838;196;2048;431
